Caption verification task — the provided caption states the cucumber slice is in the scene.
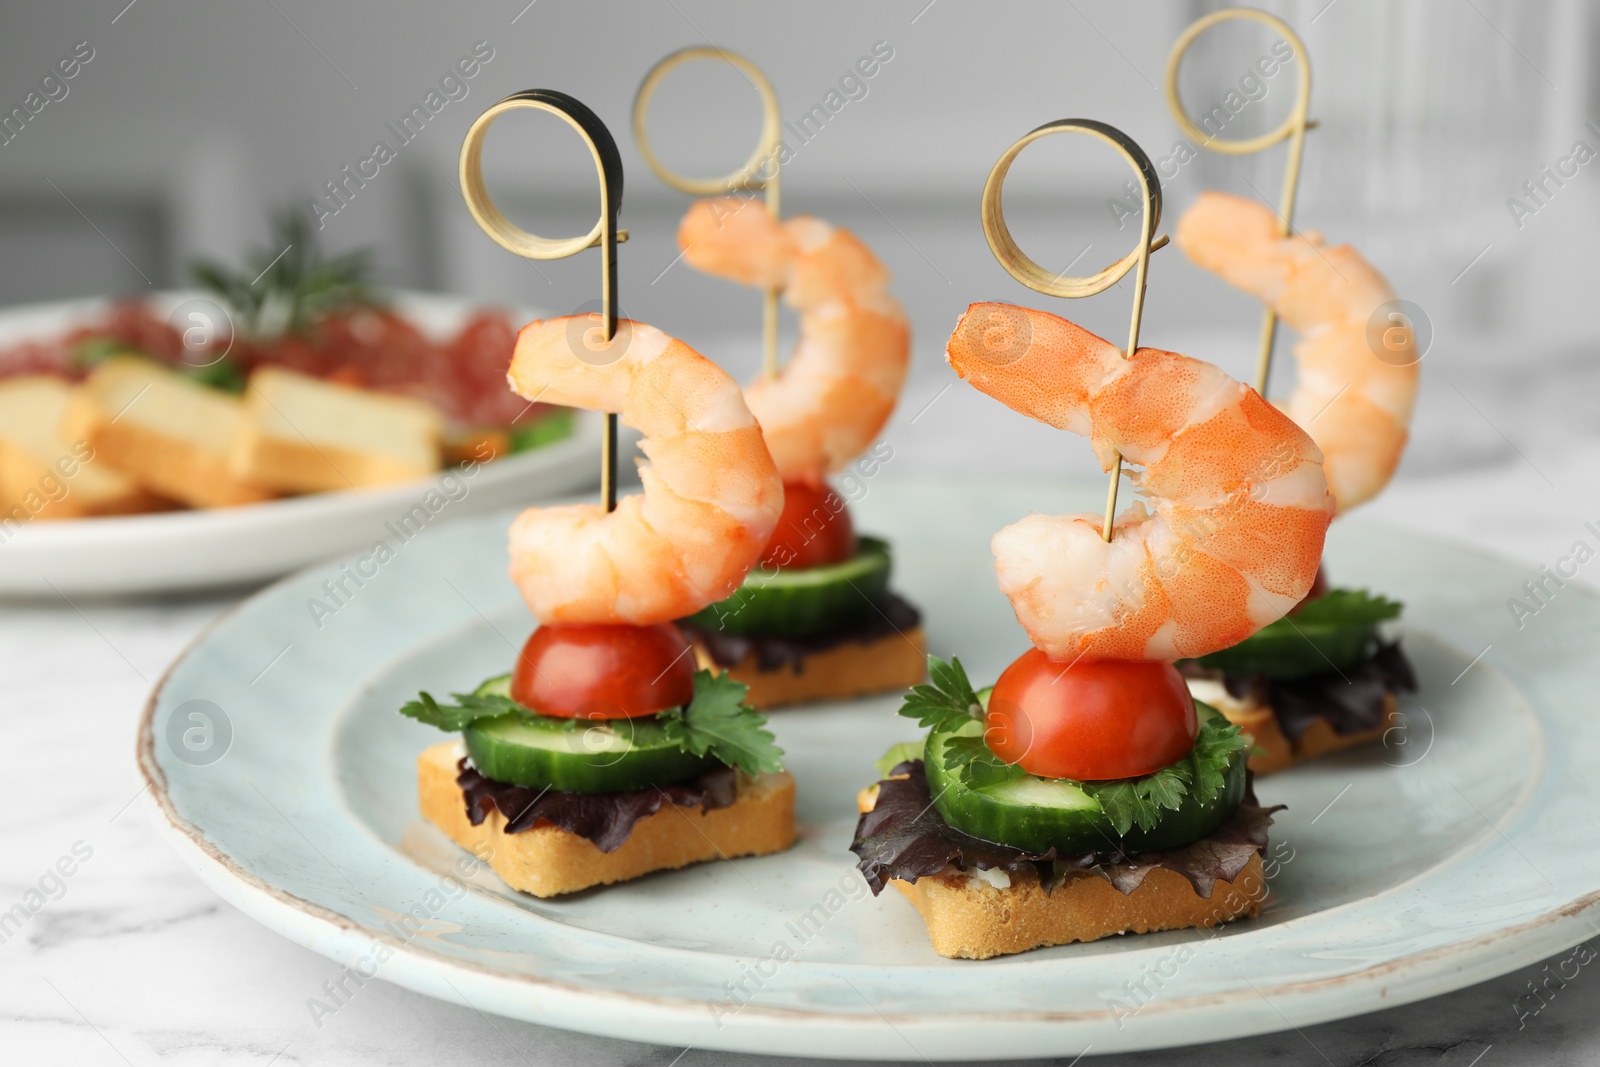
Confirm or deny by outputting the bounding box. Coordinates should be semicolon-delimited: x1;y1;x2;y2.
924;704;1247;854
682;536;892;638
476;674;514;699
461;675;715;793
874;740;925;778
1192;587;1402;679
1193;621;1375;679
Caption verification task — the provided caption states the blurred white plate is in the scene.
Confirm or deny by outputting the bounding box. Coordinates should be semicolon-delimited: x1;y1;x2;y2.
0;292;603;597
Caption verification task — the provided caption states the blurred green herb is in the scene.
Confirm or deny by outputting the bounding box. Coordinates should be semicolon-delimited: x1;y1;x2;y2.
510;408;576;453
184;357;248;394
192;209;377;338
70;336;141;370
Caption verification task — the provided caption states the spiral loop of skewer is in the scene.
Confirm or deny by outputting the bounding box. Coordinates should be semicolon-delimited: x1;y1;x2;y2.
1165;6;1314;395
633;47;784;380
460;89;626;512
980;119;1166;543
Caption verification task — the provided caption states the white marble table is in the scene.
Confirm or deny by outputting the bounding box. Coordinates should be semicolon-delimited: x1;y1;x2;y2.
4;423;1598;1065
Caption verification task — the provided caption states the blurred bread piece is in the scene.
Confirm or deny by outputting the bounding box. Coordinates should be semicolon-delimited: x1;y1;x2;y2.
233;366;442;493
0;376;167;519
62;357;276;509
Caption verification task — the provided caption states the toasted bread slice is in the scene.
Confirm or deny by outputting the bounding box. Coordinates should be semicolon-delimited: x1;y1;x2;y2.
856;783;1265;959
234;367;441;493
688;627;926;709
62;357;276;508
0;375;167;520
417;742;796;898
890;856;1266;960
1211;692;1399;775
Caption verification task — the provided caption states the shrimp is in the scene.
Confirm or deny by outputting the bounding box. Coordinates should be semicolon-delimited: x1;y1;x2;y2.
946;304;1333;661
1174;191;1419;512
504;316;782;625
676;197;910;485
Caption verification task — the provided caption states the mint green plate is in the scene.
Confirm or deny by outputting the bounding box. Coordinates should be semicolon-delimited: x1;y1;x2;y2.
138;479;1594;1059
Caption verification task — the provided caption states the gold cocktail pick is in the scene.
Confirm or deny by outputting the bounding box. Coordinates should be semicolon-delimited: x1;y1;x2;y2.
633;47;783;381
459;90;628;513
980;119;1167;543
1166;6;1314;396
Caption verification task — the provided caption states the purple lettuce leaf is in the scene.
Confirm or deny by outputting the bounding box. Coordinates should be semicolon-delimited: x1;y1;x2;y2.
850;761;1280;898
457;760;738;853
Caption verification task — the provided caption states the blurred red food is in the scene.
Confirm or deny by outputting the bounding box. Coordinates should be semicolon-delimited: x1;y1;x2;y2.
0;300;544;430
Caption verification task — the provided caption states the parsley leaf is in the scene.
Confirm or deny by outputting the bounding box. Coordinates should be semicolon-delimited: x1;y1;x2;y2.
898;655;984;733
1079;710;1252;835
400;690;526;732
941;732;1026;788
1189;710;1253;798
1083;763;1193;836
659;670;784;776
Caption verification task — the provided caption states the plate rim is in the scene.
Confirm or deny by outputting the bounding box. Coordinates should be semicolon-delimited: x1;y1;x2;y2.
134;504;1600;1058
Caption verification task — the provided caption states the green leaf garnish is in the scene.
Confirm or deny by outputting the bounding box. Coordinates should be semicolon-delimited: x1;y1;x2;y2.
1289;588;1403;627
940;732;1026;788
399;689;526;732
1083;764;1192;837
898;655;983;733
658;669;784;777
1080;711;1252;835
874;741;926;778
1189;710;1253;798
895;656;1018;787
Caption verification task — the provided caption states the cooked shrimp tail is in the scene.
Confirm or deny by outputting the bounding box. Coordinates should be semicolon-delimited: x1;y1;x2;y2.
1175;191;1419;512
505;316;782;624
947;303;1334;661
677;197;910;485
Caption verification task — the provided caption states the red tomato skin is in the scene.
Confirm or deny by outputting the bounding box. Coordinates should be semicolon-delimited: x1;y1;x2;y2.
985;650;1198;781
510;623;695;719
760;481;858;571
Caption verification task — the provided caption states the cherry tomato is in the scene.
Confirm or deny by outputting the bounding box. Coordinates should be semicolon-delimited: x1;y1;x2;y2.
760;481;859;570
510;623;695;719
985;650;1197;781
1291;564;1330;615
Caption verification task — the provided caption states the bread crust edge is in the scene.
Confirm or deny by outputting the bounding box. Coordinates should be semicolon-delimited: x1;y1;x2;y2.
1227;692;1400;775
688;627;926;710
417;741;797;898
855;781;1267;959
